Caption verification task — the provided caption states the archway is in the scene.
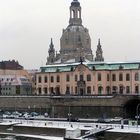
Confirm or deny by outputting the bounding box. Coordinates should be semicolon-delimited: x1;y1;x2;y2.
123;99;140;119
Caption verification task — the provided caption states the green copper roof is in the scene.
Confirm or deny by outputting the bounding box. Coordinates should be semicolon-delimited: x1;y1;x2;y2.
40;62;140;73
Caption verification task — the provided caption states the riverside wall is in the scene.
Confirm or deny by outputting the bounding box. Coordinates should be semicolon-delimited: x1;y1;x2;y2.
0;95;139;118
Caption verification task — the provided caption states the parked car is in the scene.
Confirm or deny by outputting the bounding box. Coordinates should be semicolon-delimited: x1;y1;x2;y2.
44;112;49;117
30;112;39;117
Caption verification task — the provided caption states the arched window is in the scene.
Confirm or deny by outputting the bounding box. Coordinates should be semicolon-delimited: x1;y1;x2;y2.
98;86;103;95
50;87;54;95
44;87;48;94
66;86;70;95
112;86;117;94
87;74;91;81
72;10;75;18
56;86;60;95
78;10;80;18
38;87;42;94
135;85;139;93
87;86;91;94
135;73;139;81
119;85;124;94
106;86;110;94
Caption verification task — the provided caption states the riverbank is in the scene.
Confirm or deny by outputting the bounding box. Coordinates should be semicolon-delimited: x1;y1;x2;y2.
0;119;140;139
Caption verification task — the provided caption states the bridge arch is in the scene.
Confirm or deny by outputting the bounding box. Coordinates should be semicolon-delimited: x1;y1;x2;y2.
123;99;140;119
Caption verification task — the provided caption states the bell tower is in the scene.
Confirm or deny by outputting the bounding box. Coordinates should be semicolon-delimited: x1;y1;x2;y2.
69;0;82;25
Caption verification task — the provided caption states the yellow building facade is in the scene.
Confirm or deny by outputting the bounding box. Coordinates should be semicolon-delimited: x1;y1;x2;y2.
36;62;140;95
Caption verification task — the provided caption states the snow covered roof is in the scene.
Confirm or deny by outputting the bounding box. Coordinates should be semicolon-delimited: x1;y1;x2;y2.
39;61;140;73
0;75;31;86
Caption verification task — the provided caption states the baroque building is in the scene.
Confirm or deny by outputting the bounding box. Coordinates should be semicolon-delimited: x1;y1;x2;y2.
36;62;140;95
36;0;140;96
47;0;103;64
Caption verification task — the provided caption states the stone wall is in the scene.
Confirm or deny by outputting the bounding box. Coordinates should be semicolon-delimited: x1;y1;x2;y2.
0;95;139;118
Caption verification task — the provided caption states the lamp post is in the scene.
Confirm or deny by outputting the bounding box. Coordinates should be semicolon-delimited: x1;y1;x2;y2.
136;103;140;129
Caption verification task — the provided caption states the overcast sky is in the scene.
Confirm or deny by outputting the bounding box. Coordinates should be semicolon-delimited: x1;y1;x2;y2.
0;0;140;69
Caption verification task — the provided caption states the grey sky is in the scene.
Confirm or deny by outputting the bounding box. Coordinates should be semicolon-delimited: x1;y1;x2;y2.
0;0;140;69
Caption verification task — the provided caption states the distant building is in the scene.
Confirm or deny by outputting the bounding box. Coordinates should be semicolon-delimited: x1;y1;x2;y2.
47;0;104;64
0;60;32;95
27;69;39;94
0;75;32;95
0;60;23;70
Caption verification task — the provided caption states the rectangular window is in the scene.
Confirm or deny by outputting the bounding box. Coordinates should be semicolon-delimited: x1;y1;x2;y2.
66;74;70;82
98;73;101;81
44;76;47;83
119;73;123;81
50;87;54;94
87;86;91;94
112;74;116;81
135;73;139;81
57;76;60;82
75;87;77;93
126;74;130;81
135;86;139;93
38;76;42;83
44;87;48;94
75;75;77;82
51;76;54;83
80;75;84;81
87;74;91;81
107;74;110;81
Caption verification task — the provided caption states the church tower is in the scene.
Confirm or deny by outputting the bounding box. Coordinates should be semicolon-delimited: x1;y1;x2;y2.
59;0;93;63
69;0;82;25
46;0;105;64
47;38;56;64
95;39;104;62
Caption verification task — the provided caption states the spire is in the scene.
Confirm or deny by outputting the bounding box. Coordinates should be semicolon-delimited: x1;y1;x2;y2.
95;39;104;62
47;38;56;64
48;38;55;54
98;38;101;46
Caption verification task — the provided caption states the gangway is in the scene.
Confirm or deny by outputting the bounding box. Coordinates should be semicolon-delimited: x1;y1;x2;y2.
79;127;112;139
64;126;112;140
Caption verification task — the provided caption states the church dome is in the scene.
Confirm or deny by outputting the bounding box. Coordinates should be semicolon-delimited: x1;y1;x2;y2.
59;0;93;63
60;24;93;62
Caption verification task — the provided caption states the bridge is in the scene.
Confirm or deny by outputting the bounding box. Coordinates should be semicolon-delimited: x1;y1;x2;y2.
0;94;140;118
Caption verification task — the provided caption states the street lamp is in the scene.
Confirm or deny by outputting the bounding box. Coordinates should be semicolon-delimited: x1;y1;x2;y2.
136;103;140;129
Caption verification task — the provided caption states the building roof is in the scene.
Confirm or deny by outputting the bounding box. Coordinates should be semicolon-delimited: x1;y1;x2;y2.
0;60;23;70
0;75;31;86
39;61;140;73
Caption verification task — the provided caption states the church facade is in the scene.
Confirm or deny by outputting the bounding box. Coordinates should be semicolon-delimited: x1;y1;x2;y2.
36;0;140;96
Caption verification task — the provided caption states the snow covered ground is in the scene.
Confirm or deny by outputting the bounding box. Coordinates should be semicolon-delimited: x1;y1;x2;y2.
1;119;140;139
